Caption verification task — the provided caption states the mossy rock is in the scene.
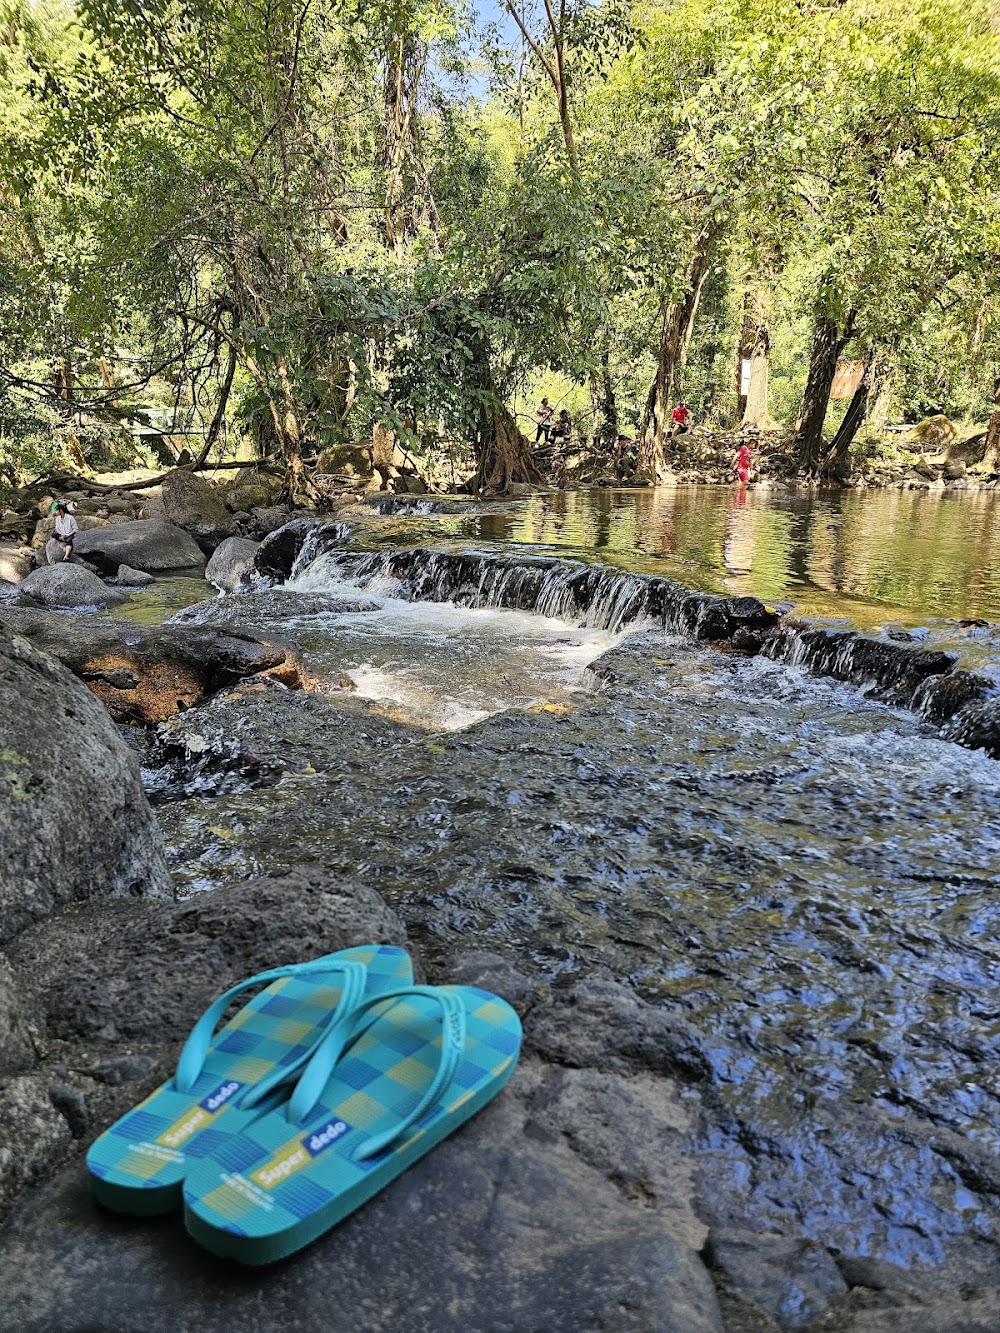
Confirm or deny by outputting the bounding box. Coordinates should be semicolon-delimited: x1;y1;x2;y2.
316;444;374;477
907;415;957;448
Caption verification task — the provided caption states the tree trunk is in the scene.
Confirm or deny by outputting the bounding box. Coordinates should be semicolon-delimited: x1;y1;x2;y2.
475;398;540;493
271;353;319;501
736;297;770;427
641;232;714;480
794;309;855;473
589;348;617;452
382;33;430;251
980;371;1000;472
825;352;879;473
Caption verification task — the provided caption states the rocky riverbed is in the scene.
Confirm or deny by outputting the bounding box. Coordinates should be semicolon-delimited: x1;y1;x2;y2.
2;492;1000;1332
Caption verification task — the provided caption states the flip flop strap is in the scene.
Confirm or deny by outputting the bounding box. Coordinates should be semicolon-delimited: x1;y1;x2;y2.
287;985;466;1161
174;958;368;1096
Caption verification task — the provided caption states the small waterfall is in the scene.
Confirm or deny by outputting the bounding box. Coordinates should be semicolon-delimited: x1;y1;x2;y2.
295;545;779;639
249;518;352;585
762;624;1000;755
285;540;1000;757
761;625;959;709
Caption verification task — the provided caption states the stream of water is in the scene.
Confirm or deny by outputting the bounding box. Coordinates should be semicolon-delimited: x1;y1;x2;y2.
140;485;1000;1281
315;486;1000;674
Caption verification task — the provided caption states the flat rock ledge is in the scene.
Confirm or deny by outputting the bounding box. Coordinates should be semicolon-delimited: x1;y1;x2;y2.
1;869;721;1333
2;868;997;1331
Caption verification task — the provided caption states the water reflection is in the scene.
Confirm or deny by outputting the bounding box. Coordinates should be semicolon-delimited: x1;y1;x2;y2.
471;486;1000;630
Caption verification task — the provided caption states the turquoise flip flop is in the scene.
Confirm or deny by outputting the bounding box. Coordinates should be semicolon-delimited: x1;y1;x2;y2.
86;945;413;1215
182;983;522;1264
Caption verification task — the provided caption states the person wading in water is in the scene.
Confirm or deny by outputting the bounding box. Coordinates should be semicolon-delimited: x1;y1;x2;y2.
730;441;753;493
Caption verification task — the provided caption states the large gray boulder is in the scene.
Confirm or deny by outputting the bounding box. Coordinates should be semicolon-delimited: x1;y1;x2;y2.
204;535;260;591
160;470;233;552
0;629;171;943
73;520;205;573
18;564;128;610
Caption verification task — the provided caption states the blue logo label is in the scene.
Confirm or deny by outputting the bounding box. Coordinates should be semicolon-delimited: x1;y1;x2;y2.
303;1118;351;1157
199;1080;244;1114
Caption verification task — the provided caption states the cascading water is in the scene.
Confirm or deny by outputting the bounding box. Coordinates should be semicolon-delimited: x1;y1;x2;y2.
286;540;1000;753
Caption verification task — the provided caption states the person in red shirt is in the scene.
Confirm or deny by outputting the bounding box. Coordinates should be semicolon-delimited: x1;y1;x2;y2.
730;441;752;491
669;402;692;438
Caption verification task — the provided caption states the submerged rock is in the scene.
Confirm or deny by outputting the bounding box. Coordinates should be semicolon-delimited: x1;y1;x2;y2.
940;696;1000;757
18;564;128;610
170;587;380;629
0;629;171;944
73;519;205;573
707;1227;848;1329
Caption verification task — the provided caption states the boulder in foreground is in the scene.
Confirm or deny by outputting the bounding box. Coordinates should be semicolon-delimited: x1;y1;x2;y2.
0;629;171;943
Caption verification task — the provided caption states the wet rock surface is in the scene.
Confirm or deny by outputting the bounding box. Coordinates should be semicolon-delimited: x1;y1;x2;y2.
248;516;350;584
170;587;380;630
147;631;1000;1321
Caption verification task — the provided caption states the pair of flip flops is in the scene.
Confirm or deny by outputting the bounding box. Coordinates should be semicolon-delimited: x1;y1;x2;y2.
86;945;522;1265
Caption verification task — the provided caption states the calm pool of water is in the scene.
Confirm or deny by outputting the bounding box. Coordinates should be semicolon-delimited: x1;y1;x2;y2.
485;487;1000;624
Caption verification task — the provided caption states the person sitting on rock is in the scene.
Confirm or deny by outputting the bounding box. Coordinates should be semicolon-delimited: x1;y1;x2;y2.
53;502;78;563
550;410;572;447
615;435;638;481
